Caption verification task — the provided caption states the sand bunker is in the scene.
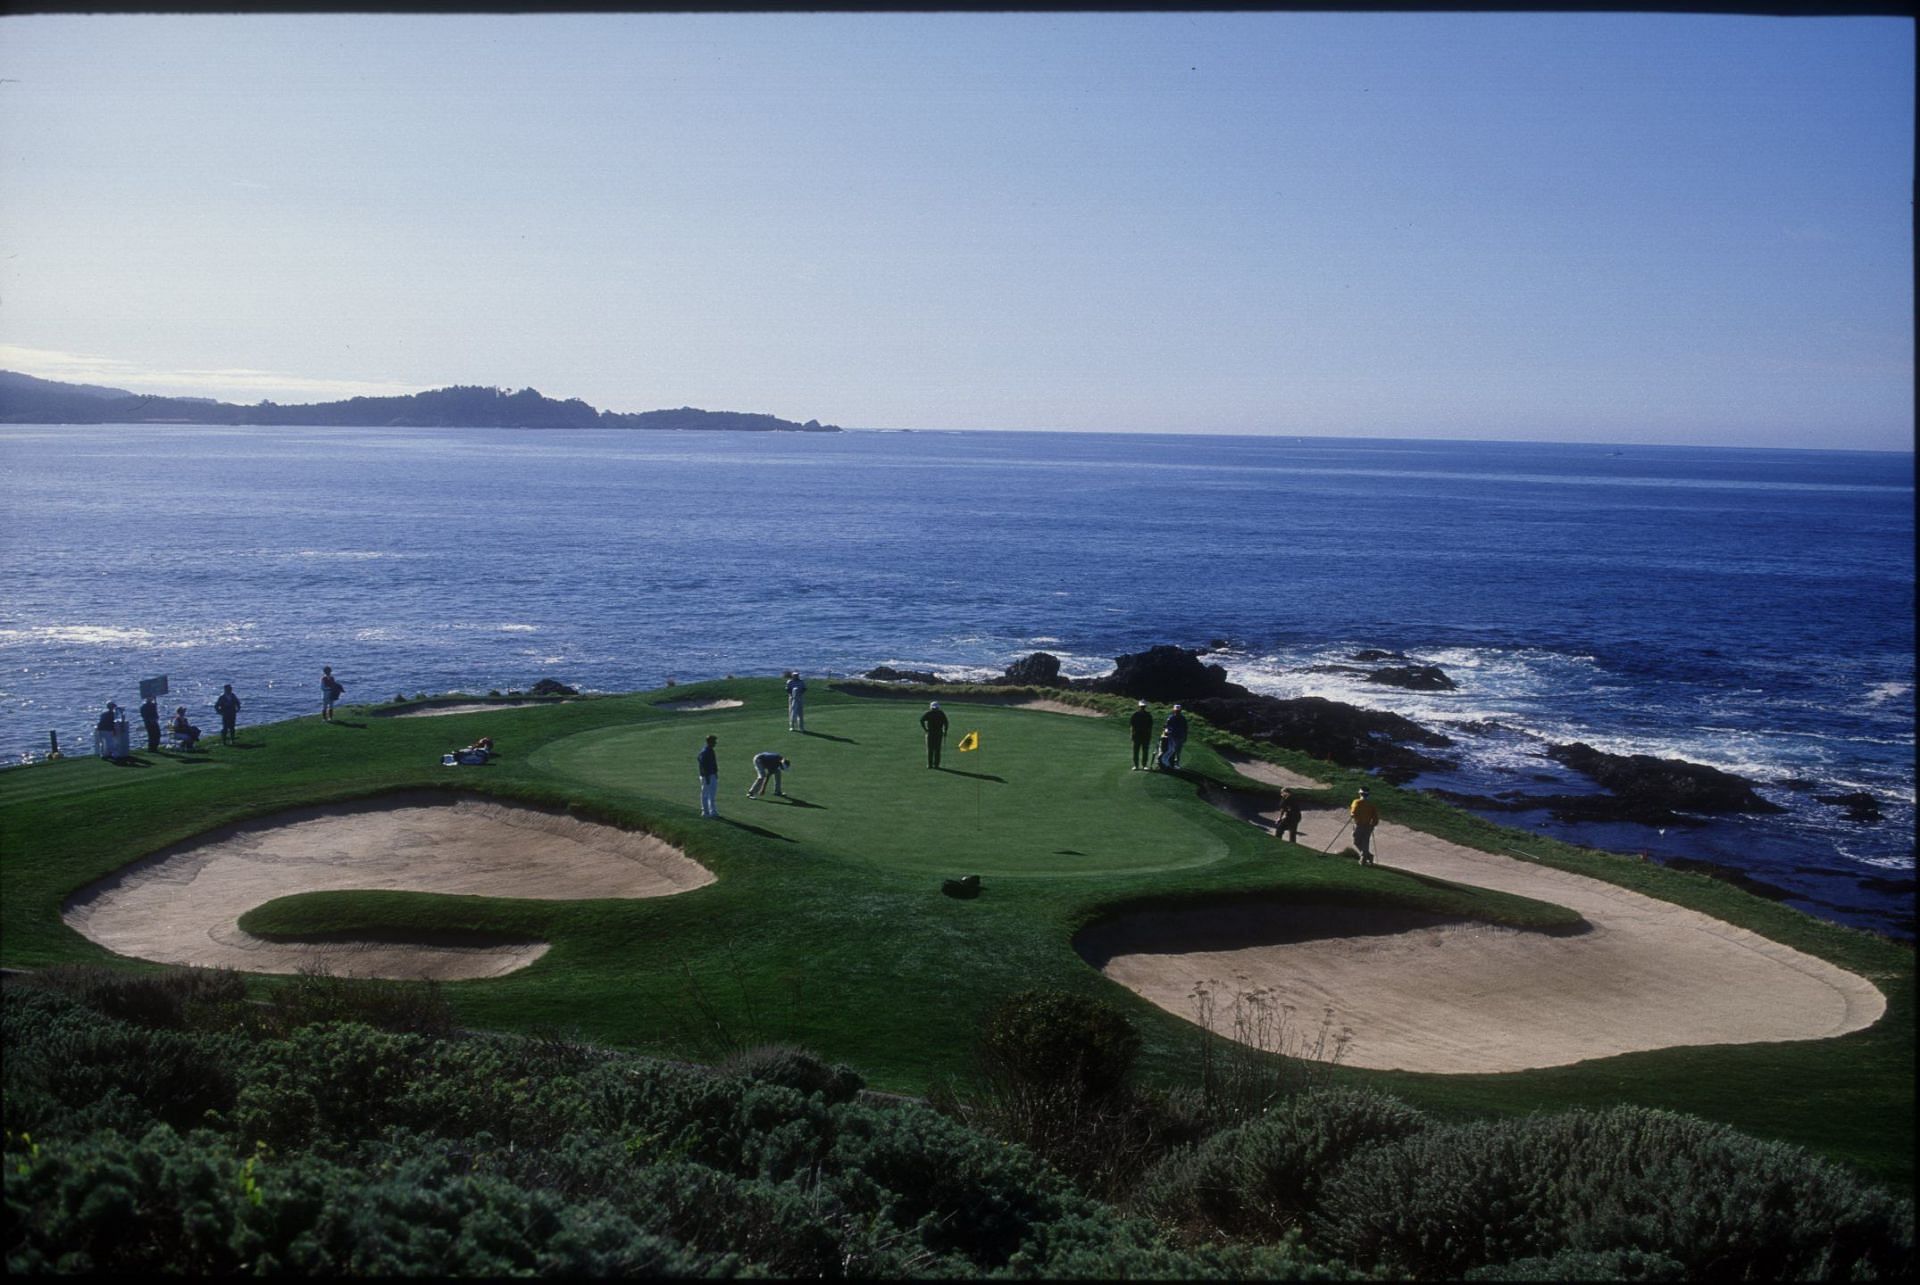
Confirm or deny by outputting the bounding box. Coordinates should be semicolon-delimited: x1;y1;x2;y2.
1218;749;1326;790
1008;698;1103;717
654;698;746;712
1083;806;1884;1074
63;795;714;982
392;701;567;718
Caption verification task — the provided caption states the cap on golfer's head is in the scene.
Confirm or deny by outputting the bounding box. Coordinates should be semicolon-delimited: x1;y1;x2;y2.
929;701;940;709
1172;703;1182;711
1358;787;1370;796
1137;699;1147;707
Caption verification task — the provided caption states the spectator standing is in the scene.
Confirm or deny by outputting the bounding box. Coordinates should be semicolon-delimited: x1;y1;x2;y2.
214;684;241;745
696;734;720;818
321;666;345;722
919;701;949;769
139;695;162;753
1129;700;1153;770
786;672;808;732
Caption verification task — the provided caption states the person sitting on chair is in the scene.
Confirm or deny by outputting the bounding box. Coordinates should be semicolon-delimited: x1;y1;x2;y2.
170;705;202;750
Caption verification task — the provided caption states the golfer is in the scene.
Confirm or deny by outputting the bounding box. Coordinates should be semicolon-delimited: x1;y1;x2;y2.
321;666;345;722
1165;704;1189;768
696;734;720;818
786;672;808;732
919;701;949;768
1129;699;1153;770
747;750;791;798
1274;788;1302;843
1350;786;1380;865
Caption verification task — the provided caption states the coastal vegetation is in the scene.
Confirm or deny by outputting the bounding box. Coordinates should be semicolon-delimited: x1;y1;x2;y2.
0;371;841;432
1;677;1911;1274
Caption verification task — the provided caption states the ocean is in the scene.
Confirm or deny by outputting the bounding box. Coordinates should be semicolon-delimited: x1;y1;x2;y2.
1;425;1911;936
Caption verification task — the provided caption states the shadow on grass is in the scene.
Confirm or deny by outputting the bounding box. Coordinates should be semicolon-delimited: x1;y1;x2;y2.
330;720;368;730
720;817;795;842
107;757;155;769
938;767;1007;783
767;796;825;809
798;730;857;744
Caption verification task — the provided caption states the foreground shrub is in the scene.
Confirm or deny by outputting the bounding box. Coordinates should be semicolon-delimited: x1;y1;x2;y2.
978;989;1141;1100
1135;1088;1430;1241
719;1043;866;1104
1312;1105;1915;1280
24;964;248;1031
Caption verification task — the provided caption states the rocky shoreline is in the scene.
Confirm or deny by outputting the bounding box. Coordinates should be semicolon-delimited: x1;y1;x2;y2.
858;643;1884;835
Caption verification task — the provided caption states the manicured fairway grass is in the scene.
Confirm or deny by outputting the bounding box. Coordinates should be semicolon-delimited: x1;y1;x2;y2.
537;702;1229;878
2;677;1911;1190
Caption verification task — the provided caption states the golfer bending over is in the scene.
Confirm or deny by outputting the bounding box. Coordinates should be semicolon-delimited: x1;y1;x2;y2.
748;751;791;798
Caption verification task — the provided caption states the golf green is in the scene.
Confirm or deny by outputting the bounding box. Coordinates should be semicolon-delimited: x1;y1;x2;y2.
531;699;1231;878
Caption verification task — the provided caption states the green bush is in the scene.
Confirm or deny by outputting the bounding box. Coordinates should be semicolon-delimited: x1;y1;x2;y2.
720;1043;867;1104
1312;1106;1915;1280
978;989;1141;1100
1464;1246;1690;1281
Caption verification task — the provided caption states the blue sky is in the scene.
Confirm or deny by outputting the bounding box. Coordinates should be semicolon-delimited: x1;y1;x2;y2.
0;11;1911;447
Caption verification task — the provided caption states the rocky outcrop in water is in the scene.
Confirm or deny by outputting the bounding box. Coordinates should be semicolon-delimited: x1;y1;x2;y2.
1187;694;1455;783
1365;664;1456;691
1351;649;1409;663
528;678;578;696
1545;743;1787;816
1816;791;1883;824
999;652;1063;687
1078;645;1242;703
1426;787;1708;829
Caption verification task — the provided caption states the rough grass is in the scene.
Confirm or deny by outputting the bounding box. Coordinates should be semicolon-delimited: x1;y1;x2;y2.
1;675;1910;1190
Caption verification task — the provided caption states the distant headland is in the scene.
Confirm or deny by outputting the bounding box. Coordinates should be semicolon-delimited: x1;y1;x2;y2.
0;370;842;432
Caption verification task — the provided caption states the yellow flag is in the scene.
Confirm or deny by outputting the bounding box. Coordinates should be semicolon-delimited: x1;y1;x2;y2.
956;730;980;752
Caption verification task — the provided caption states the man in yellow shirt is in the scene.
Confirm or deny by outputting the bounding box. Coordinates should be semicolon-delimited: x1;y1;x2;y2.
1349;786;1381;866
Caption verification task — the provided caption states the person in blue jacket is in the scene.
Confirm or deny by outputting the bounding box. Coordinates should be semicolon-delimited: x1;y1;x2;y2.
786;672;808;732
696;734;720;818
1164;704;1189;768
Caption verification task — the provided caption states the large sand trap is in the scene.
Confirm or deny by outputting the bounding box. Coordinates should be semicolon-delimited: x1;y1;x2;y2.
1009;698;1103;717
654;698;745;712
63;795;714;982
1218;748;1326;789
1083;805;1885;1074
391;701;568;718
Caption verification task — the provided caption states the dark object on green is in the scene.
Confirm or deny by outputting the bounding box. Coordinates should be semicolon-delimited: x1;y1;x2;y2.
943;875;981;899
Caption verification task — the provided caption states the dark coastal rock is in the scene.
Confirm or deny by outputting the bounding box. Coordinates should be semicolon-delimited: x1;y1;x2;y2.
1186;694;1454;784
863;666;947;685
1365;664;1456;692
1546;742;1787;816
528;678;578;696
1351;649;1409;663
1815;791;1884;824
1307;664;1371;677
1659;857;1797;903
1426;786;1705;829
999;652;1063;688
1080;645;1245;703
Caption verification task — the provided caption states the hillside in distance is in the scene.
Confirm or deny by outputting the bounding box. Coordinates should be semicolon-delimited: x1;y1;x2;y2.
0;371;842;432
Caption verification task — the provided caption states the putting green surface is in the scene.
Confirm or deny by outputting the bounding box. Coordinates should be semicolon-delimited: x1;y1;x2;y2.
531;701;1229;879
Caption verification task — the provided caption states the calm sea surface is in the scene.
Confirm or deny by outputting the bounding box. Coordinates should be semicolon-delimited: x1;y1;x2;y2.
2;425;1912;935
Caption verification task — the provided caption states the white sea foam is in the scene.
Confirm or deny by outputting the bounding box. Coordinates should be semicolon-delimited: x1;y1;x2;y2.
1865;681;1913;705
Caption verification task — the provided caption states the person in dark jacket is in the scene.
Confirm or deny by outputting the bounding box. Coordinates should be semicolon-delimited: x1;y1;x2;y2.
1274;788;1303;844
919;701;949;768
214;684;241;744
139;695;162;752
321;666;344;721
696;734;720;818
1129;700;1154;770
